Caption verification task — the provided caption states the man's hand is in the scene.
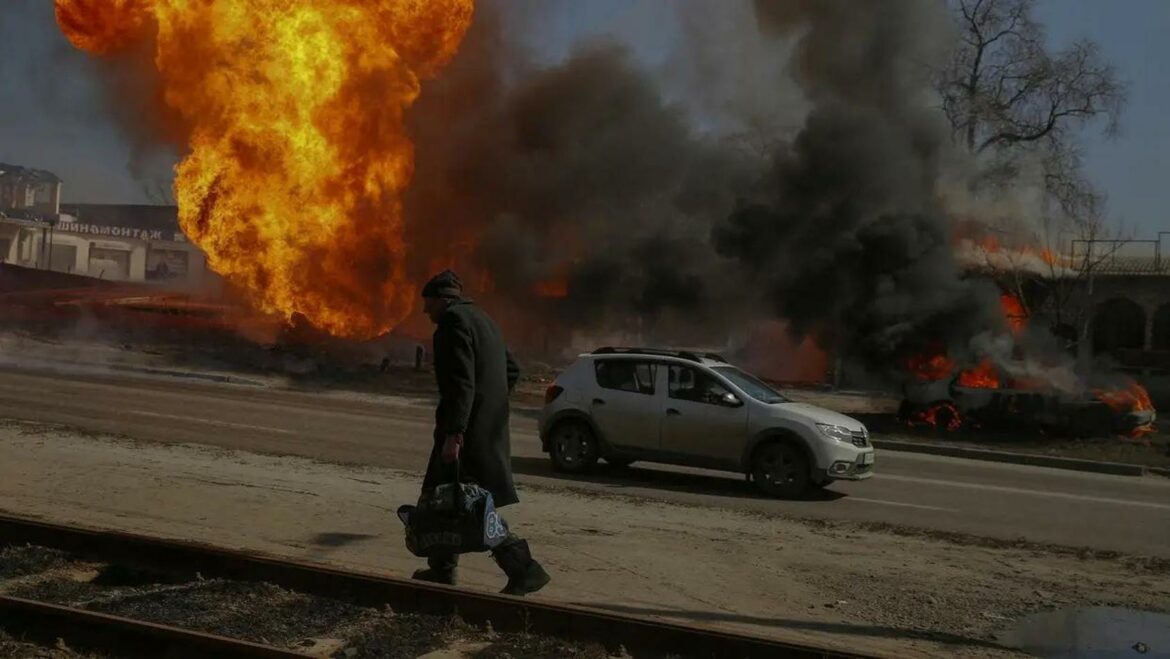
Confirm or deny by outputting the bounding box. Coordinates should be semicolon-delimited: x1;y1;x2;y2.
442;433;463;463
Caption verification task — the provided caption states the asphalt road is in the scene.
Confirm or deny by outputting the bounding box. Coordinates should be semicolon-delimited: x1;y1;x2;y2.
1;366;1167;558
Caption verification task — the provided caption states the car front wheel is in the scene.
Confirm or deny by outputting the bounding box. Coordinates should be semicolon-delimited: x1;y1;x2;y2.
751;442;811;498
548;421;600;473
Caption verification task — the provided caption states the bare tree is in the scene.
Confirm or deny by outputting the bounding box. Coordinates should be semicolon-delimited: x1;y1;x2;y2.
938;0;1125;159
938;0;1125;223
939;0;1129;354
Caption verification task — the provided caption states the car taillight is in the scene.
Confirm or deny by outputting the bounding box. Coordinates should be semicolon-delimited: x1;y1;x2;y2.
545;385;564;404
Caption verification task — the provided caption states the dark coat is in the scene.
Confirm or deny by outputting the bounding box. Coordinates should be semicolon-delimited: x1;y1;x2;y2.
423;299;521;507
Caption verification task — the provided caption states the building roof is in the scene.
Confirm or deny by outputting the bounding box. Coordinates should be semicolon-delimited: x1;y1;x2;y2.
1091;256;1170;277
59;204;180;232
0;209;60;223
0;163;62;184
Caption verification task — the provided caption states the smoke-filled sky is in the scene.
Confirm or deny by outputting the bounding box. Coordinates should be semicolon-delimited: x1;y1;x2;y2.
0;0;1166;237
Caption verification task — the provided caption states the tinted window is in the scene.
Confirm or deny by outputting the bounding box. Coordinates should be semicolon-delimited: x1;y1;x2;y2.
668;365;733;406
712;366;787;403
595;360;657;395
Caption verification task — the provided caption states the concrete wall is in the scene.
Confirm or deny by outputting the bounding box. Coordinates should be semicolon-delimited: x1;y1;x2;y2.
1082;275;1170;353
1066;274;1170;409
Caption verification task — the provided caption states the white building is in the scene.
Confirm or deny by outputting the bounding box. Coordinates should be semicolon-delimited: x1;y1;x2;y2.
1;163;209;287
0;164;210;288
2;204;209;287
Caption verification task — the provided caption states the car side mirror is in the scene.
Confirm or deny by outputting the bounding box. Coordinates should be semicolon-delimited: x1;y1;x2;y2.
721;392;742;407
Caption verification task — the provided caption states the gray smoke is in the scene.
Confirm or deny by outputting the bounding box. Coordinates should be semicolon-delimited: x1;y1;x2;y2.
0;0;183;198
711;0;1005;366
405;5;760;340
406;0;1006;368
707;1;1007;366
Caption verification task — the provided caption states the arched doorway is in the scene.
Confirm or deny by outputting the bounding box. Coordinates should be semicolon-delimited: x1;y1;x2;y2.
1092;297;1146;354
1153;304;1170;351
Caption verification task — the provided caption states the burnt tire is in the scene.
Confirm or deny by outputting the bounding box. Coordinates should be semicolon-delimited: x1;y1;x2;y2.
548;421;600;473
933;404;958;435
751;442;811;498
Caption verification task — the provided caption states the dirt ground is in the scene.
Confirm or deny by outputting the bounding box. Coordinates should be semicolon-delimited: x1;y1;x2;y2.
1;422;1168;658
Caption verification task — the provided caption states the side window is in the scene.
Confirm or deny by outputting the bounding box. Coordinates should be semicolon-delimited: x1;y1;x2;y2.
668;365;732;406
595;360;657;395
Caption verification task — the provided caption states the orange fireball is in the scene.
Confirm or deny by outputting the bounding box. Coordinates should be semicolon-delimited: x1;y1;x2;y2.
56;0;475;338
56;0;150;55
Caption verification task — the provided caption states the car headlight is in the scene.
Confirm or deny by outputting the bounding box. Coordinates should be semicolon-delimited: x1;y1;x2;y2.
816;423;855;443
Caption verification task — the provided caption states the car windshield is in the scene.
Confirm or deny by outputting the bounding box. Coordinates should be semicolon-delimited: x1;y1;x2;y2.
712;366;787;404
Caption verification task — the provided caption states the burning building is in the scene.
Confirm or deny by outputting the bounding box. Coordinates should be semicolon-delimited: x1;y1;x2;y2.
898;238;1167;437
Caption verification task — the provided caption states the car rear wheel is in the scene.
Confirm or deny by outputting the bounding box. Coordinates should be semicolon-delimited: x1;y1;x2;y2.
751;442;811;498
549;421;599;473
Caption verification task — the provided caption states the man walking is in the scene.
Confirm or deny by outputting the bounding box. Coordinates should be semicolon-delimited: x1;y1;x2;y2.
412;270;550;596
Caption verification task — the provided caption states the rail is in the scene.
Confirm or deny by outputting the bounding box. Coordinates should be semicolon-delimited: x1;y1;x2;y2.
0;514;869;659
0;595;311;659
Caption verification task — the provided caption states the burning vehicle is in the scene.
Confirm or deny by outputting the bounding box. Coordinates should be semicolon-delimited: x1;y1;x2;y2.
898;337;1158;440
893;285;1158;439
900;360;1156;438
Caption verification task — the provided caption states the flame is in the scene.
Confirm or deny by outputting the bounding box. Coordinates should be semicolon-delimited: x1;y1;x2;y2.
1094;383;1153;413
955;226;1068;274
55;0;150;55
56;0;475;338
957;359;1000;389
1000;293;1027;335
1094;381;1156;437
905;350;955;381
906;401;963;432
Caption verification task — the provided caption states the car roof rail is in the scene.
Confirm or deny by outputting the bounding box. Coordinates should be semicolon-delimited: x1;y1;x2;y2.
590;347;727;364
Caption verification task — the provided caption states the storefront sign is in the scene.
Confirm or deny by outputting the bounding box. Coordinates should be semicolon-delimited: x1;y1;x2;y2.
57;221;178;241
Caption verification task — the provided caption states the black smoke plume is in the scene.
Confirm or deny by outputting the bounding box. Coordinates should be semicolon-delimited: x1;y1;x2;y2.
406;0;1004;368
714;0;1004;366
405;5;758;342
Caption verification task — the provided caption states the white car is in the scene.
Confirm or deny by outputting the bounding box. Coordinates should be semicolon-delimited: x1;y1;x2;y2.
538;348;875;497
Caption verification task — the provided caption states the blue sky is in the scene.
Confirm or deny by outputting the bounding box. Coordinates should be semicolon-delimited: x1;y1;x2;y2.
1;0;1166;237
1033;0;1170;238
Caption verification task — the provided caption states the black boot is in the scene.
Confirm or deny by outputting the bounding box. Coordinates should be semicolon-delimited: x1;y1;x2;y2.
412;567;457;585
413;554;458;585
492;539;550;596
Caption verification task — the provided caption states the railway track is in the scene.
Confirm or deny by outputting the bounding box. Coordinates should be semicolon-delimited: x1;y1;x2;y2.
0;514;872;658
0;595;311;658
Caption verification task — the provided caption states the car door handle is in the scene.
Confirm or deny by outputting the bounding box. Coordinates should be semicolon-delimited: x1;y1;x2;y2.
592;398;606;406
666;408;681;416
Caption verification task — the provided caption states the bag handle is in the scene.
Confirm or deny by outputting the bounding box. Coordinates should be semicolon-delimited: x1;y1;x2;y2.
449;458;465;512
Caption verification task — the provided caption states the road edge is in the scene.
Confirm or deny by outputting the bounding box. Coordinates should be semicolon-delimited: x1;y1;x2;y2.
873;439;1169;478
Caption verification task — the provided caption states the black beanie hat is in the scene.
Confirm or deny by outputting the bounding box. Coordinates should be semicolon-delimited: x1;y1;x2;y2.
421;270;464;299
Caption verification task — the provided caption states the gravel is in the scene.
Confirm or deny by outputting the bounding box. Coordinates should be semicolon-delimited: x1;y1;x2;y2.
1;545;629;658
0;546;71;580
0;631;105;659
